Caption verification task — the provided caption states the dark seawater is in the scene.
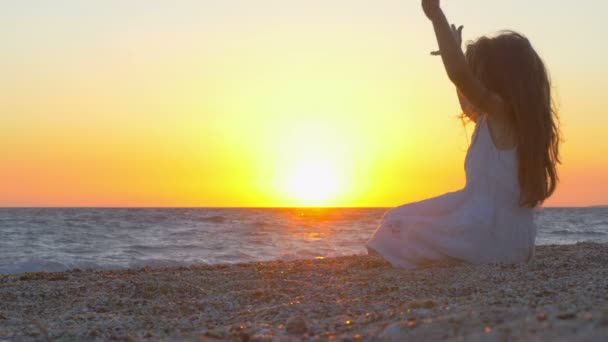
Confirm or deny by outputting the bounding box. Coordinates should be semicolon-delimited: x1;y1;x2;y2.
0;207;606;274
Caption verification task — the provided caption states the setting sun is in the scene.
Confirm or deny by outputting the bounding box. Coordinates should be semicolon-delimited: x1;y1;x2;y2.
269;121;352;207
281;159;343;206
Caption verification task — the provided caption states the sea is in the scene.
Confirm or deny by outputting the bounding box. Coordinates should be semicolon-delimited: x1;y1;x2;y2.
0;207;606;274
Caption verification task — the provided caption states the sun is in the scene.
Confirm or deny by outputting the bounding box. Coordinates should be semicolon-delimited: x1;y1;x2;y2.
281;159;342;206
271;120;351;207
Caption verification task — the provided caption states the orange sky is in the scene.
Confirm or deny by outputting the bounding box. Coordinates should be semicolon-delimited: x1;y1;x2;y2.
1;1;607;207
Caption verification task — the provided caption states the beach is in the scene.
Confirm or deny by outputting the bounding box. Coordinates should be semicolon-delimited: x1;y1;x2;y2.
1;242;607;341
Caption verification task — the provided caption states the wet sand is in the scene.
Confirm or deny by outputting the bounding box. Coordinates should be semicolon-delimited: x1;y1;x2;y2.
1;242;607;341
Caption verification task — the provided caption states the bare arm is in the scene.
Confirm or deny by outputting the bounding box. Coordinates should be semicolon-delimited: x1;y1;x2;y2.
422;0;505;119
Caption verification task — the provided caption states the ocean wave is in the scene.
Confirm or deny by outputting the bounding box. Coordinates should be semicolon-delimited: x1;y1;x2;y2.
0;259;108;274
200;215;227;223
0;249;366;274
251;220;272;228
0;258;209;275
550;229;606;236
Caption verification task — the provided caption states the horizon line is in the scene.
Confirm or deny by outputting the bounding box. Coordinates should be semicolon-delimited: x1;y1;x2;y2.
0;205;605;209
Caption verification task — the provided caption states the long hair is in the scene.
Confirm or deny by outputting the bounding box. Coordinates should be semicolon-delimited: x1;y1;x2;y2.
464;31;561;208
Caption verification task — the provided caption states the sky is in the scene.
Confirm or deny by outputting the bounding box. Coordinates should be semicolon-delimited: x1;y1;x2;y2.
1;0;607;207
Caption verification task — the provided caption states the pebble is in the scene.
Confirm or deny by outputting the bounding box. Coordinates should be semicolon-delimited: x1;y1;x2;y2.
409;299;437;309
556;312;577;320
380;322;403;340
285;316;308;335
412;309;433;317
250;328;274;341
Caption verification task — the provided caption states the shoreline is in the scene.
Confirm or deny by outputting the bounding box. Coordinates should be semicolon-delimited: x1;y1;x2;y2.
1;243;607;341
2;238;602;276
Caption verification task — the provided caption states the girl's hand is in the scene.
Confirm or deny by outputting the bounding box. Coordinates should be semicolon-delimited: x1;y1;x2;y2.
422;0;441;21
431;24;464;56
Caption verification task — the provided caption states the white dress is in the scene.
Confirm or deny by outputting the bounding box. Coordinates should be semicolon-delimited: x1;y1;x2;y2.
367;115;536;268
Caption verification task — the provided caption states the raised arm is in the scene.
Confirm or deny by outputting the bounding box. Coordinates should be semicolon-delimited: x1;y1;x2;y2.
422;0;506;119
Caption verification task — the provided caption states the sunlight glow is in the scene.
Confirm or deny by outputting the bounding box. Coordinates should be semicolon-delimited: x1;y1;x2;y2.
281;158;343;206
1;1;604;207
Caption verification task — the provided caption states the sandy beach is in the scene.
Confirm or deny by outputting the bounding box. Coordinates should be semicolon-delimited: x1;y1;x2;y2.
1;242;607;341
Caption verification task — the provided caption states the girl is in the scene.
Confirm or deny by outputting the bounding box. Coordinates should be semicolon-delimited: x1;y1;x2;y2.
366;0;561;268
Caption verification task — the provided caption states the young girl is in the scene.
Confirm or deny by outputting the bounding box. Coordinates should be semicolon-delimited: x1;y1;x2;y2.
366;0;561;268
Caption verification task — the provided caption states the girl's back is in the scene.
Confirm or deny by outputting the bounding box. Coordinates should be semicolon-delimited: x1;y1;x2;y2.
367;115;535;268
463;115;536;263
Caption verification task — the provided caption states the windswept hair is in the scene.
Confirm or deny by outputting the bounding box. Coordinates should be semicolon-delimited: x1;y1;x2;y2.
465;31;561;208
